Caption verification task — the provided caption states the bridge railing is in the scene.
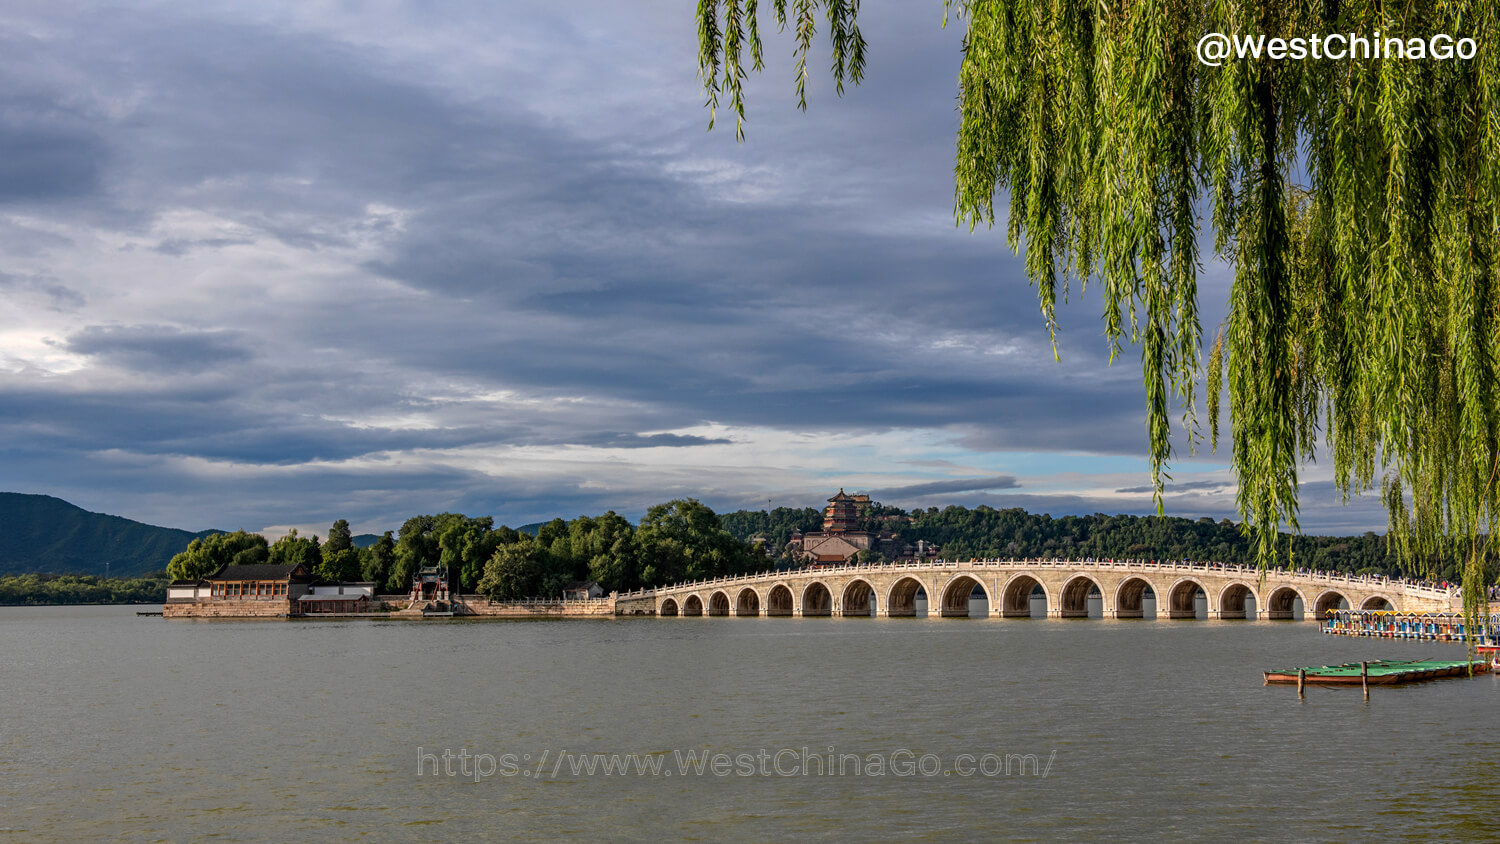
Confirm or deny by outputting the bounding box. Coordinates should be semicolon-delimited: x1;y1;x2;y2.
479;596;613;606
614;557;1456;601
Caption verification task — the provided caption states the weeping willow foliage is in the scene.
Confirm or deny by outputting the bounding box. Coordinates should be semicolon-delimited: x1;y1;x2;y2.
697;0;1500;624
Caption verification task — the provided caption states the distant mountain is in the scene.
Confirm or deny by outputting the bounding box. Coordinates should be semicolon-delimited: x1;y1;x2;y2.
516;522;544;536
352;534;381;548
0;493;225;578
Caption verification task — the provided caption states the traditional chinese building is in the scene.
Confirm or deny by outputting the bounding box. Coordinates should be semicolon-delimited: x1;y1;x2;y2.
784;490;937;566
410;566;452;602
822;489;869;532
163;562;315;617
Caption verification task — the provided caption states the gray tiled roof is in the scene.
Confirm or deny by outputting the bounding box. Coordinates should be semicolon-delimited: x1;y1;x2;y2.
206;563;309;581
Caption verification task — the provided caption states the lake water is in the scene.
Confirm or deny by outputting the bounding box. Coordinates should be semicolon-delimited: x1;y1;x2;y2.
2;605;1496;841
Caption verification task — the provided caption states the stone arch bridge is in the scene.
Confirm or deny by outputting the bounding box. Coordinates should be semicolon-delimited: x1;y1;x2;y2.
612;559;1457;620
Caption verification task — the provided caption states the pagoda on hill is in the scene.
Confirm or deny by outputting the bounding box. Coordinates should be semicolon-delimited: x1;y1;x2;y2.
784;489;937;566
822;489;868;533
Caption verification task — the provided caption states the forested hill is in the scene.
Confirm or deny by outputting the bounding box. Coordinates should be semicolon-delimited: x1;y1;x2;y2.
719;504;1459;581
0;493;223;578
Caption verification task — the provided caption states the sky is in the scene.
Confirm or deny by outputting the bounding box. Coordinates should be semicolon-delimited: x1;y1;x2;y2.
0;0;1390;537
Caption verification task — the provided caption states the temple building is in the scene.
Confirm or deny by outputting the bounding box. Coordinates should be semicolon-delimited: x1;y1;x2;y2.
784;490;938;566
410;566;452;603
163;562;316;617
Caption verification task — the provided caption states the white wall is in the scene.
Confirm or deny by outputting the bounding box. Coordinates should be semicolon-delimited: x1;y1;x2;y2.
307;583;376;598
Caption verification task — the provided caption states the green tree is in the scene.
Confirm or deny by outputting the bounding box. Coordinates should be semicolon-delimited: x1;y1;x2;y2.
391;513;500;593
718;506;822;553
695;1;1500;617
325;519;353;554
268;529;321;570
635;499;762;587
362;531;396;588
436;516;501;593
391;514;441;593
535;518;569;550
478;536;546;600
576;511;638;593
166;530;269;580
0;573;172;605
316;548;362;583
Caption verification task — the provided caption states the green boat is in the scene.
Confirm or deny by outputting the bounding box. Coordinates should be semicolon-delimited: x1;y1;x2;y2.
1264;658;1488;686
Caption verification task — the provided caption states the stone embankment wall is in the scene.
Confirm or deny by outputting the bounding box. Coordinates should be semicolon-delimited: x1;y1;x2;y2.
163;595;618;619
163;599;292;618
462;597;615;618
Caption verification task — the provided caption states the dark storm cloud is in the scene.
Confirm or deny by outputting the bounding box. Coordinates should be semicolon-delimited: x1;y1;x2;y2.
0;271;86;311
16;3;1116;443
1115;479;1234;494
869;476;1021;498
0;1;1345;533
568;432;732;448
0;384;451;464
0;96;108;203
63;325;255;373
1273;481;1390;535
0;375;731;466
152;237;256;257
0;443;504;532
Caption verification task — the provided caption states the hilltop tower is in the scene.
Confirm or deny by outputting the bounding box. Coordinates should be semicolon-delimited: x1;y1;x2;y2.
822;489;868;533
784;490;936;566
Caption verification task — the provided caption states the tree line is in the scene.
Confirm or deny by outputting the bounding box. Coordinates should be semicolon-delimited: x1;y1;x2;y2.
166;499;769;600
0;572;170;605
717;503;1482;582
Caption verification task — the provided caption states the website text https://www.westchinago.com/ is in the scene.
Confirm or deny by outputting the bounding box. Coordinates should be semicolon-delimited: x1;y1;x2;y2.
416;747;1059;783
1196;31;1479;67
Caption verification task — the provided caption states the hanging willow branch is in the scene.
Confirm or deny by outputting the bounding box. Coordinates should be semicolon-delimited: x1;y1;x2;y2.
698;0;867;140
696;0;1500;630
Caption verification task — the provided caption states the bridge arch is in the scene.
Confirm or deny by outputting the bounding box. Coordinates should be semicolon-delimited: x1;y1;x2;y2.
801;581;833;617
1217;582;1256;620
841;578;877;617
1264;585;1306;620
736;587;761;616
1166;577;1208;619
766;583;794;616
940;575;989;618
1312;590;1350;620
659;597;679;616
1361;594;1394;611
886;576;928;617
1060;574;1102;618
683;594;703;616
1114;576;1158;618
1001;573;1048;618
708;590;731;616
